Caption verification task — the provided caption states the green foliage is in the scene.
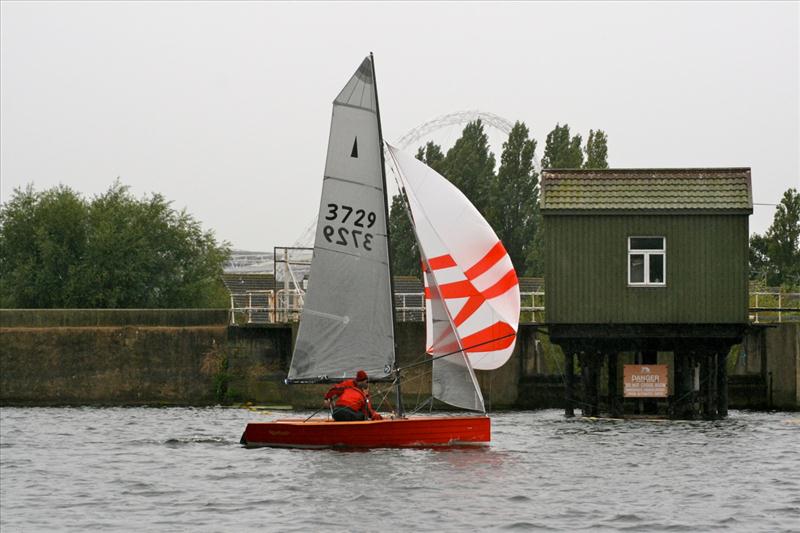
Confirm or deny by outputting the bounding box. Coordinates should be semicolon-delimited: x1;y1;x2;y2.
489;121;539;274
583;129;609;169
440;120;496;216
0;185;88;307
389;191;420;276
750;188;800;287
749;233;770;282
415;141;446;173
0;181;231;308
541;123;583;169
749;188;800;287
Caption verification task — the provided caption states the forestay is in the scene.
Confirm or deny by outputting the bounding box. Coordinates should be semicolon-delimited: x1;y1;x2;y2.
386;144;520;409
288;57;395;382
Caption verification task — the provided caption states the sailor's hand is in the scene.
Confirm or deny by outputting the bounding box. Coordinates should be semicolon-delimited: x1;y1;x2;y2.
322;399;331;408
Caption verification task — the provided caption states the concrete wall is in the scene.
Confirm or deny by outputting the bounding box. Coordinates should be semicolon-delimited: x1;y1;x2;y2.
2;310;796;410
0;310;543;408
765;322;799;409
0;325;227;405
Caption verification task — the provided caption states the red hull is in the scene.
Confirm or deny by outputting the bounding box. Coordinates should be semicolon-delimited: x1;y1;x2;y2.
240;415;490;449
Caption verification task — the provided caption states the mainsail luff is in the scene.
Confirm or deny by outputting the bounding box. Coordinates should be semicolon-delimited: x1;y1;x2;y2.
368;54;405;415
287;56;395;382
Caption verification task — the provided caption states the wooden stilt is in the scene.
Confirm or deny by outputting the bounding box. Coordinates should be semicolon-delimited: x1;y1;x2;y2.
590;354;601;417
674;349;694;419
565;351;575;418
642;349;658;415
716;347;728;418
672;350;684;419
700;352;715;419
608;352;621;417
579;353;590;416
634;351;642;415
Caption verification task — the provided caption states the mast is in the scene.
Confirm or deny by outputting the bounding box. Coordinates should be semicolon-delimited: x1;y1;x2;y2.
370;53;405;417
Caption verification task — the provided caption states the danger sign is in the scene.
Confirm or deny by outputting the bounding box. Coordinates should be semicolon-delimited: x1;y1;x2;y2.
624;365;668;398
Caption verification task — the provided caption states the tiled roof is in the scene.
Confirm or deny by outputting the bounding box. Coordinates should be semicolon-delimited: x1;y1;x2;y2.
541;168;752;212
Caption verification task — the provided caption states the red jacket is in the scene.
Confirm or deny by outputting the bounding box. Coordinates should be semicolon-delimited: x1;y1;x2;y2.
325;379;381;420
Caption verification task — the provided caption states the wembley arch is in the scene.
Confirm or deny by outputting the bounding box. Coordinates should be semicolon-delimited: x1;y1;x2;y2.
395;110;541;171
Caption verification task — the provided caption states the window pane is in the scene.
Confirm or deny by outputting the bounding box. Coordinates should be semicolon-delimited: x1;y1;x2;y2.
630;237;664;250
649;254;664;283
630;254;644;283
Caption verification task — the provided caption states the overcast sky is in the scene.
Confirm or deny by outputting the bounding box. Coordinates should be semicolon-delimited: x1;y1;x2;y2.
1;1;798;251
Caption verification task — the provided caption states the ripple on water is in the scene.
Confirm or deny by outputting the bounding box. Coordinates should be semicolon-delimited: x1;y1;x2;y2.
1;408;799;532
499;522;558;531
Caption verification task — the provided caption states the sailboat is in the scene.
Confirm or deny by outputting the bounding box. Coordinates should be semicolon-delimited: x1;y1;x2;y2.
240;55;519;448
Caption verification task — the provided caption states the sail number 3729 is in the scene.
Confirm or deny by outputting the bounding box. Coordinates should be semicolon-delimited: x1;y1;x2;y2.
323;203;377;251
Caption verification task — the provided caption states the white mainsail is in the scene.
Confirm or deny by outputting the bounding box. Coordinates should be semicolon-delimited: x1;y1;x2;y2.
288;57;395;382
386;144;520;409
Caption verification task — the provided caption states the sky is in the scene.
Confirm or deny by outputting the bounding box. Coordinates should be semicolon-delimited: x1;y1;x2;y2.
1;1;798;252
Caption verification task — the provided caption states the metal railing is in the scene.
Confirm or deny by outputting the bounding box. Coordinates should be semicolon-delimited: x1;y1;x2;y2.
229;289;798;325
749;291;800;323
230;290;546;325
229;290;274;325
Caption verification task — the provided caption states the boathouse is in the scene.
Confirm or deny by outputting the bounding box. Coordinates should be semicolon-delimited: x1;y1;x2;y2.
541;168;753;419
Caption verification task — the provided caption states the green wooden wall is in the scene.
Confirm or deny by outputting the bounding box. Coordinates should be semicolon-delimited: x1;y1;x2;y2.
544;214;749;324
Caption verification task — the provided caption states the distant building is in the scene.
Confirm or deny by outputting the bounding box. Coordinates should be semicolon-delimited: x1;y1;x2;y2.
542;168;753;419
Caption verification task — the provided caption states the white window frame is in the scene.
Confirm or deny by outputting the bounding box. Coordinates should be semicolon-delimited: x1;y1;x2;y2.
628;236;666;287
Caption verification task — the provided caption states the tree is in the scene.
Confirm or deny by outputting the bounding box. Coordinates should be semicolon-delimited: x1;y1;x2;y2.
755;188;800;287
584;129;609;169
415;141;446;174
0;185;88;307
489;121;539;273
748;233;770;284
0;181;231;308
541;123;583;169
388;192;420;277
440;120;496;216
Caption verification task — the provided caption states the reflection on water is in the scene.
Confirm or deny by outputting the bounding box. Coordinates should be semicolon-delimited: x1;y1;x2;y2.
1;407;798;532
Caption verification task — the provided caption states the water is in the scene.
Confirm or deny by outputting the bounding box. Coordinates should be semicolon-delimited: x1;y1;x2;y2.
1;408;798;532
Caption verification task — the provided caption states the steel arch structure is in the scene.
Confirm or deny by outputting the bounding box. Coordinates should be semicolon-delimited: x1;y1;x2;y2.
395;110;540;170
396;110;515;149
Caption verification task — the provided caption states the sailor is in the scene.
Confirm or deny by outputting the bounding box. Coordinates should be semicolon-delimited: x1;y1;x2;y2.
323;369;383;421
